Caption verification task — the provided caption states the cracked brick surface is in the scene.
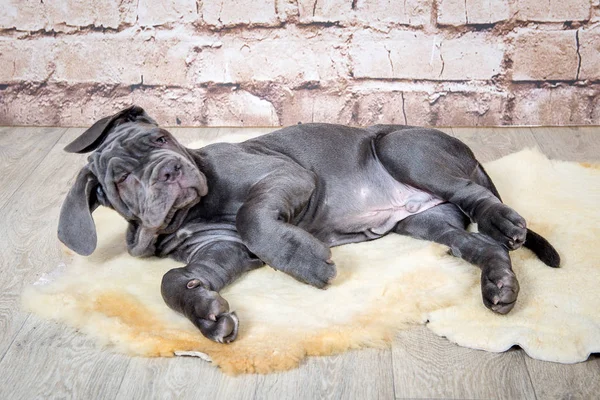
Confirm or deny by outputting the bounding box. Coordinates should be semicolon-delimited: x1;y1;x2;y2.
0;0;598;126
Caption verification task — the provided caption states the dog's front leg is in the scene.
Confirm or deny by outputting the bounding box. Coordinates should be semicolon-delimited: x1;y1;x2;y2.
161;240;263;343
235;169;337;289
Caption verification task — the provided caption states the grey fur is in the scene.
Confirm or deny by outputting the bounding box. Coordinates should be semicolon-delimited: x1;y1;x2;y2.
58;106;560;343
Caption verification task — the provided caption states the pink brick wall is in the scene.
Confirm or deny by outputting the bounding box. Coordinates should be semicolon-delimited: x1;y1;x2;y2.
0;0;598;127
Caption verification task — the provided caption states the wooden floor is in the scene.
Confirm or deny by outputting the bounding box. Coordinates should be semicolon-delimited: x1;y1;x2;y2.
0;126;599;400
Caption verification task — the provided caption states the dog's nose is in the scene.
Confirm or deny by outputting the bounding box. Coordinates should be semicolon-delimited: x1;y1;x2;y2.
158;162;182;183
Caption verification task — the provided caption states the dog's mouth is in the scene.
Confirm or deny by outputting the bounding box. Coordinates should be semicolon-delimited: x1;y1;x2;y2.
157;189;201;234
159;208;188;234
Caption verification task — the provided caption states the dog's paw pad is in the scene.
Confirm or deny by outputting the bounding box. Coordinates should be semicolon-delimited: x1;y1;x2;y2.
196;312;239;343
481;268;519;314
191;288;230;320
301;260;337;289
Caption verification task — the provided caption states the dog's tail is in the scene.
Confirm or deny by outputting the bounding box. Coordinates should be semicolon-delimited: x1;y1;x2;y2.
475;164;560;268
523;229;560;268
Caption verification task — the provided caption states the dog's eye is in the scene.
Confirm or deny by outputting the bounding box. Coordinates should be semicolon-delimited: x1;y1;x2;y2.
155;136;167;145
96;185;111;206
116;173;130;184
96;186;106;201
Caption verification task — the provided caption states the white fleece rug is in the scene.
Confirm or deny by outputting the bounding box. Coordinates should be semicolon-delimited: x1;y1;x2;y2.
22;147;600;374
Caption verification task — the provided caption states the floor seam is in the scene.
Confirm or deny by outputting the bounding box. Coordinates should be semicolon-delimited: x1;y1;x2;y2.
0;314;30;366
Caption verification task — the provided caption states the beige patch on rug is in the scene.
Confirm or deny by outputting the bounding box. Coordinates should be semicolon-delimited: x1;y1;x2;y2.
22;149;600;374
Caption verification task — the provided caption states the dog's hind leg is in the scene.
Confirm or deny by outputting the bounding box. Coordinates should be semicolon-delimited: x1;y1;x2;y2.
160;241;263;343
373;127;528;251
394;203;519;314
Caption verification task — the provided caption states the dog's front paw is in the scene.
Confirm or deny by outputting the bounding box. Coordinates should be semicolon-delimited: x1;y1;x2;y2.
293;258;337;289
269;235;337;289
185;281;239;343
195;312;239;344
479;203;527;250
481;267;520;314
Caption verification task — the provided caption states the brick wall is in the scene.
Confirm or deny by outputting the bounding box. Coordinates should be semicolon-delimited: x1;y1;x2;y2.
0;0;598;127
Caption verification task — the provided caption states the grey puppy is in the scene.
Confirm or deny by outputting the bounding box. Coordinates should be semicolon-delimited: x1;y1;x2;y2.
58;106;559;344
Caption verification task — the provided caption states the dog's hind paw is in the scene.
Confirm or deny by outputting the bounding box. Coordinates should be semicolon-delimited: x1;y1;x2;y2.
479;203;527;250
481;267;520;315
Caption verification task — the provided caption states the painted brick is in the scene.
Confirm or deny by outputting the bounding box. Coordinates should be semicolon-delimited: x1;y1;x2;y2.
0;0;135;31
297;0;352;24
297;0;431;26
355;0;432;26
438;0;510;25
201;0;279;27
191;30;349;84
1;0;599;128
279;90;355;125
0;39;54;83
0;84;212;126
429;92;507;126
139;40;195;86
277;0;300;21
512;31;579;81
53;37;194;85
516;0;591;22
205;90;280;125
0;35;199;86
353;91;431;126
350;31;503;80
512;86;599;125
131;88;209;126
52;39;141;84
579;25;600;80
137;0;198;26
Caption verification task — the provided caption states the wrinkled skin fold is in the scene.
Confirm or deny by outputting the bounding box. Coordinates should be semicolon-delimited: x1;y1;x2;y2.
58;106;560;343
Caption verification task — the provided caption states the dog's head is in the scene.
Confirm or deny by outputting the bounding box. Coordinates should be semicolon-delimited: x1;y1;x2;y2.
58;106;207;257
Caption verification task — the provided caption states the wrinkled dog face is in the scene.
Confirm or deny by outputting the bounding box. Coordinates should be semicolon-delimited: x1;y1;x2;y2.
91;124;206;230
58;106;207;257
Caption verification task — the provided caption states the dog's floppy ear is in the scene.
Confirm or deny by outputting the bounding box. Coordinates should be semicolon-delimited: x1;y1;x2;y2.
57;167;101;256
64;105;157;154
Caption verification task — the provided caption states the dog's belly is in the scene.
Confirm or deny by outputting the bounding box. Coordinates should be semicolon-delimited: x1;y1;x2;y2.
307;170;445;247
352;185;444;235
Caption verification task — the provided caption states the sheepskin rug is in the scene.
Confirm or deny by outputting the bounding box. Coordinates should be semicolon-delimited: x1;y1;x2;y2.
23;148;600;374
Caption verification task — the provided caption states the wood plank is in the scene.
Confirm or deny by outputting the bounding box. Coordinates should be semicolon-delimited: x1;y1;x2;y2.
115;357;258;400
253;348;395;400
0;128;131;399
529;126;600;162
0;128;88;360
392;326;536;399
0;317;130;400
451;127;539;163
524;355;600;400
0;127;67;211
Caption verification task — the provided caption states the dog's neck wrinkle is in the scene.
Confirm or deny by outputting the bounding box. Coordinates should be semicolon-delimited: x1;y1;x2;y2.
188;148;211;174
